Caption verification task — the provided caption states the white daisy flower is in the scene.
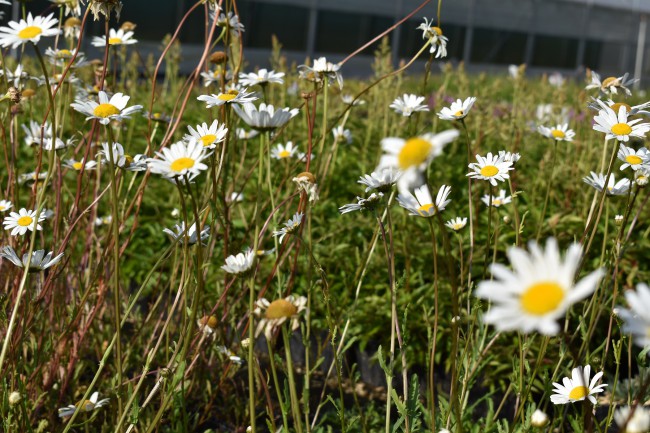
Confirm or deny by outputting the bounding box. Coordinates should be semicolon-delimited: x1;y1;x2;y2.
498;150;522;164
550;365;606;405
91;28;137;47
636;166;650;186
615;283;650;348
200;66;233;87
63;158;98;171
3;208;46;236
49;0;82;18
197;315;218;337
0;64;30;88
298;57;343;88
163;221;210;246
341;94;365;106
147;140;210;183
467;152;513;186
389;94;429;117
0;13;60;48
548;72;565;87
213;11;245;37
475;238;604;335
222;249;255;275
0;200;12;212
618;145;650;171
254;296;308;340
332;125;352;144
217;345;243;364
21;120;62;149
614;406;650;433
71;91;142;125
237;128;259;140
272;212;303;243
18;171;47;186
445;217;467;231
63;16;81;39
184;120;228;149
228;192;244;203
417;18;448;58
593;105;650;142
232;102;299;131
0;246;64;271
583;172;631;196
397;184;451;217
437;97;476;121
481;189;512;207
586;71;636;96
271;141;298;160
58;391;110;418
293;172;320;203
537;123;575;141
197;88;257;108
588;98;650;117
379;130;459;172
508;64;522;80
339;192;384;214
357;168;401;193
239;68;285;87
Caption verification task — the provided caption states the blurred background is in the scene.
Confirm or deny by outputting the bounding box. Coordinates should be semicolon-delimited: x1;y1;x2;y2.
11;0;650;84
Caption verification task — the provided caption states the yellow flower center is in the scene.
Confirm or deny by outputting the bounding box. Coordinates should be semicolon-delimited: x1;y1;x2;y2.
72;162;83;170
626;155;643;165
432;26;443;36
278;150;291;158
17;216;33;227
520;281;564;315
18;26;42;40
493;199;502;206
93;103;120;118
611;102;632;113
0;206;5;211
454;110;464;117
568;386;588;400
480;165;499;177
397;138;432;169
76;399;95;411
453;223;463;230
108;37;122;45
602;76;619;88
58;49;72;57
199;315;218;329
417;203;434;216
611;123;632;136
170;157;195;173
551;129;565;139
265;299;298;319
200;134;217;147
218;90;239;101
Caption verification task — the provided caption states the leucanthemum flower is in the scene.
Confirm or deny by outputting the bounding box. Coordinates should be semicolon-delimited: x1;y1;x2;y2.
333;126;352;144
357;168;401;193
614;406;650;433
197;88;257;108
593;105;650;142
437;97;476;121
18;171;47;186
498;150;521;164
91;27;136;47
397;185;451;217
254;295;307;340
339;192;384;214
298;57;343;88
417;18;448;58
272;212;303;243
21;120;61;149
389;94;429;117
0;64;30;88
586;71;636;96
475;238;604;335
550;365;606;405
293;172;319;203
0;200;12;212
233;102;299;131
213;11;245;37
589;98;650;117
446;217;467;231
58;391;110;418
63;158;98;171
197;315;218;337
0;246;64;271
481;189;512;207
548;72;565;87
3;208;46;236
271;141;298;160
618;145;650;171
71;91;142;125
537;123;575;141
239;69;285;87
379;130;458;172
200;66;233;87
147;140;209;184
615;283;650;348
0;13;60;48
222;249;255;275
467;152;513;186
217;345;243;365
237;128;259;140
583;172;631;196
87;0;123;21
163;222;210;246
341;94;365;106
184;120;228;149
49;0;82;17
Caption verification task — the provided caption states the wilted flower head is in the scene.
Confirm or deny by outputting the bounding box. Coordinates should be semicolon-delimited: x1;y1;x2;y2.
254;295;308;340
339;192;384;214
163;222;210;246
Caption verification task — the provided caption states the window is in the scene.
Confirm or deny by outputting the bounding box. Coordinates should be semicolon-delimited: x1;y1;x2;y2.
532;35;579;69
470;28;527;65
315;11;392;54
242;3;309;51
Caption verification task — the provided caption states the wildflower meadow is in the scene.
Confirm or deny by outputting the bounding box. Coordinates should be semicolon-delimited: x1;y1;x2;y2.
2;0;650;432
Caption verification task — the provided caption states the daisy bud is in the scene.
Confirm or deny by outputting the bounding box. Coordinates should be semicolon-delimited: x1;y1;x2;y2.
21;88;36;99
503;215;511;224
64;17;82;28
241;338;251;348
8;391;21;406
209;51;228;64
531;409;549;427
635;171;648;187
615;215;624;226
120;21;137;31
